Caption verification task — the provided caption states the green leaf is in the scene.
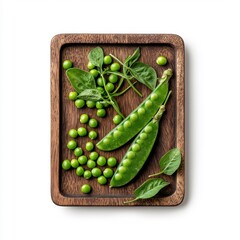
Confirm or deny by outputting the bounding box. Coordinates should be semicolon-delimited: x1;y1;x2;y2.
66;68;96;93
134;178;169;199
123;48;141;74
160;148;182;175
78;89;102;101
125;178;169;203
130;62;157;90
88;47;104;68
125;48;141;66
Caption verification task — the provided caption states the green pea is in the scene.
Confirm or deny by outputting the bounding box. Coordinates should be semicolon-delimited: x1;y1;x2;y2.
156;56;168;66
78;155;88;165
90;69;99;78
62;60;72;69
68;92;78;101
150;93;159;101
97;77;104;86
96;101;104;109
124;120;132;128
67;140;77;150
104;55;112;65
80;114;89;123
97;156;107;166
145;100;153;108
144;125;153;133
87;62;95;70
97;176;107;185
136;139;144;145
68;129;78;138
127;151;135;159
62;159;71;170
83;170;92;179
103;102;110;108
113;130;122;138
97;109;106;118
86;100;96;108
118;166;127;174
114;173;122;181
122;159;131;167
71;159;79;168
113;115;122;125
81;184;91;193
137;108;146;115
88;118;98;128
87;160;96;169
91;167;102;177
107;157;117;167
74;147;83;157
117;125;124;131
103;138;110;145
88;130;98;140
76;166;84;176
103;168;114;178
130;113;138;121
132;144;141;152
75;99;85;108
86;142;94;151
108;74;118;83
110;62;120;72
77;127;88;137
97;87;105;94
140;133;148;140
89;151;99;161
106;82;115;92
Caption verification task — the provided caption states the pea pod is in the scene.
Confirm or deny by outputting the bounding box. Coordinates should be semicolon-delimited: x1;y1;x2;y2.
110;91;171;187
96;69;173;151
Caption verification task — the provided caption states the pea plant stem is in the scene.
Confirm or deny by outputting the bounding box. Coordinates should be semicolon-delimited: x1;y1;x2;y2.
109;53;125;66
148;171;164;178
111;82;137;97
100;73;125;119
108;71;143;97
123;198;139;204
107;55;143;97
112;77;124;94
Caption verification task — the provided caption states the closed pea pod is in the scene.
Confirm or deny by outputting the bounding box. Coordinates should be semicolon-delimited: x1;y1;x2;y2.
97;69;173;151
110;91;172;187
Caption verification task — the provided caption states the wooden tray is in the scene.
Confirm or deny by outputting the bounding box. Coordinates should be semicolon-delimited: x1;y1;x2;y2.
51;34;185;206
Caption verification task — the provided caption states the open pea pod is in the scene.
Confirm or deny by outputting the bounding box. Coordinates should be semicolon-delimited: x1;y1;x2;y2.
96;69;173;151
110;91;171;187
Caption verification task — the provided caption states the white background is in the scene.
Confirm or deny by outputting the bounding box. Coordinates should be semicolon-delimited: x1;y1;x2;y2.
0;0;240;239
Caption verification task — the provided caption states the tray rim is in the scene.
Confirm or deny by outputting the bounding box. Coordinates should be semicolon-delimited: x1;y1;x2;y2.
51;33;185;206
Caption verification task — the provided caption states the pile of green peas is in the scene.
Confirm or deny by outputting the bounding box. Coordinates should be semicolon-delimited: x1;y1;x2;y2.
62;152;118;193
61;95;118;193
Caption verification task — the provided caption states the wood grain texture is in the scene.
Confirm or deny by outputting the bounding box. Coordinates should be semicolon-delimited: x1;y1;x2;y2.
51;34;185;206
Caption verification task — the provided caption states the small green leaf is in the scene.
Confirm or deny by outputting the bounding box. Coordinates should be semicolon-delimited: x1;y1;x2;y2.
125;48;141;66
66;68;96;93
124;178;169;203
160;148;181;175
123;48;141;74
134;178;169;199
88;47;104;68
78;89;102;101
130;62;157;90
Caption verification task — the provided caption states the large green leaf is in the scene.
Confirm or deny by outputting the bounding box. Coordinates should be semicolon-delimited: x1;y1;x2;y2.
66;68;96;93
88;47;104;68
130;62;157;90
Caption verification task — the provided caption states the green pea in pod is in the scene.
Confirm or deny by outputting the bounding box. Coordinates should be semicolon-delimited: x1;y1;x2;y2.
110;90;172;188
